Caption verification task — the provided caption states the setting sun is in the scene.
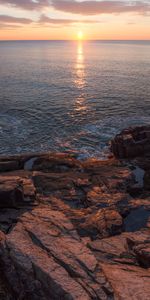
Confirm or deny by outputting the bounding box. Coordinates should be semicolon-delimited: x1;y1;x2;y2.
77;31;84;40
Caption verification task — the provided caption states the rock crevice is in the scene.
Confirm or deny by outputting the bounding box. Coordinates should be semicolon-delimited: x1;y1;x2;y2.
0;126;150;299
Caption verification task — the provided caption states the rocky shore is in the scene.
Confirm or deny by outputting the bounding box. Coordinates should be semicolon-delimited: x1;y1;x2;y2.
0;126;150;299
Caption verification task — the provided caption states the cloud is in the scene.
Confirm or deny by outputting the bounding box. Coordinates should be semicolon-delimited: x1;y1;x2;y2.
51;0;150;16
0;0;49;10
0;13;100;30
0;0;150;16
40;14;78;25
39;14;101;25
0;23;22;29
0;15;33;24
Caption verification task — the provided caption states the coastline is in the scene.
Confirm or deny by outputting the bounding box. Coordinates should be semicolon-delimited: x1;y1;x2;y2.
0;126;150;299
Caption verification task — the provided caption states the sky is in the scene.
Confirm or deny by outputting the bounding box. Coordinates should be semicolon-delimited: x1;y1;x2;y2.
0;0;150;40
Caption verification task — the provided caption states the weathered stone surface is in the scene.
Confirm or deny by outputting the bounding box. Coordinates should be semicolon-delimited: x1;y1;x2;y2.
89;230;150;265
0;176;36;208
111;125;150;158
90;231;150;298
0;208;24;233
32;153;82;172
0;207;113;300
79;208;123;239
101;263;150;300
127;232;150;268
129;197;150;210
0;134;150;299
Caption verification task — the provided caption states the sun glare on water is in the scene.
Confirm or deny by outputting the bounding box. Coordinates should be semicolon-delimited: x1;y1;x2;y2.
77;31;84;40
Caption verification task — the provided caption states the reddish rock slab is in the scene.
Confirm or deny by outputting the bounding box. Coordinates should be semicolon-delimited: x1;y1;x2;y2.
32;154;82;172
101;263;150;300
89;230;150;267
0;149;149;299
0;206;113;300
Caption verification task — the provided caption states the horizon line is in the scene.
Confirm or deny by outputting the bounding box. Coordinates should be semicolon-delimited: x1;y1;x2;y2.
0;39;150;42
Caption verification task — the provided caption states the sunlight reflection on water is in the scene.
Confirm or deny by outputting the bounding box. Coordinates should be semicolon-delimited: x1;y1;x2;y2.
0;40;150;157
74;42;87;113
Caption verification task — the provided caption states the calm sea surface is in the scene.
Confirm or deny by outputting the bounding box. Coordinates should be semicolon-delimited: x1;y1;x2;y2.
0;40;150;158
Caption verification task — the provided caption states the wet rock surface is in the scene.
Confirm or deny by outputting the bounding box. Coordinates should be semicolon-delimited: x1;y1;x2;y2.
0;127;150;299
111;125;150;159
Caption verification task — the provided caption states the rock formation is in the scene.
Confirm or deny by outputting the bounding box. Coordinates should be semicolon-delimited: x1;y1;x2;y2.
111;125;150;159
0;126;150;299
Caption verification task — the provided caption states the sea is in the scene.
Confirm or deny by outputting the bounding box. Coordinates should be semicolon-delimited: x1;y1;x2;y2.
0;40;150;158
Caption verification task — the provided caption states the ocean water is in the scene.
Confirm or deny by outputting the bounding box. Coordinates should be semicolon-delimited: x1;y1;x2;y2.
0;40;150;158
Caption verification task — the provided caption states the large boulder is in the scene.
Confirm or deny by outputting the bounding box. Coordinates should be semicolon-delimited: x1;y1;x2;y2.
101;263;150;300
111;125;150;158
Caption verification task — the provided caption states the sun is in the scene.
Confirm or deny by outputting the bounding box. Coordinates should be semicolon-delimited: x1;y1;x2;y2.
77;31;84;40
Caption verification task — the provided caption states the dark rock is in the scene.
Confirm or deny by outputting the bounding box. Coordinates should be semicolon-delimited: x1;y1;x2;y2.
144;170;150;190
0;176;36;208
124;207;150;232
0;161;20;173
127;184;143;197
111;125;150;158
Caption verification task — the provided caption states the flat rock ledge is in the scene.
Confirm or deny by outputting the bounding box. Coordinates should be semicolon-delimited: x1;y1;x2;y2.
0;127;150;299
